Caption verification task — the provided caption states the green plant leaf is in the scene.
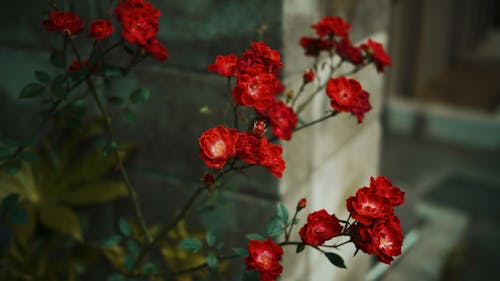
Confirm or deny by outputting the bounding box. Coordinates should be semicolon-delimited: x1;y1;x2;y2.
122;108;137;124
107;273;126;281
277;202;289;224
246;233;265;241
101;235;122;247
206;231;216;247
60;181;128;205
325;252;346;268
20;83;45;98
19;151;38;162
296;243;305;253
35;71;51;83
101;65;123;78
127;239;140;256
129;88;150;105
232;247;248;257
119;218;131;237
206;251;218;269
266;217;283;237
179;237;202;253
39;204;82;240
216;241;224;250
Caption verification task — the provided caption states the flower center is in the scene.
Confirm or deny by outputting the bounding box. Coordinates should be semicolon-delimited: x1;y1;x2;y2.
256;251;273;268
210;140;226;157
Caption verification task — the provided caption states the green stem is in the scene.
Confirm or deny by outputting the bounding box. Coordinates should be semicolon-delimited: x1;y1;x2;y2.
293;111;339;133
284;209;299;242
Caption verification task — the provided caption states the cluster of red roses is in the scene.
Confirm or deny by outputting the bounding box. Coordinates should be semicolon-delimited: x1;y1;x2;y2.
300;16;392;72
43;0;168;62
198;125;285;178
208;42;298;141
346;176;405;264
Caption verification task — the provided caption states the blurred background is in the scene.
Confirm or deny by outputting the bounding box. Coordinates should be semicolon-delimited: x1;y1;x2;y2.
0;0;499;280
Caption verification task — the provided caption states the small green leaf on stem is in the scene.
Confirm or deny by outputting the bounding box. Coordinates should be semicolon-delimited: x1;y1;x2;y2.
180;238;202;253
129;88;150;104
35;71;51;83
216;241;225;250
266;217;284;237
122;108;137;124
277;202;289;224
101;235;122;247
233;247;248;257
206;251;218;269
296;243;305;253
127;239;140;256
20;83;45;98
325;252;346;268
246;233;265;241
118;217;131;237
206;231;216;247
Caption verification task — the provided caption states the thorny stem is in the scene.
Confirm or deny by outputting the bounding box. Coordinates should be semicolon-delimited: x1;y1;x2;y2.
290;82;306;108
67;37;153;245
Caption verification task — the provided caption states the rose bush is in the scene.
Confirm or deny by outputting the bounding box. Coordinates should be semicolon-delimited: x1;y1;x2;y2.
0;1;404;280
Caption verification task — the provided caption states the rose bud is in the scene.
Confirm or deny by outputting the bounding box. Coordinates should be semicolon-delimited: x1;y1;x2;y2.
303;69;315;83
252;120;267;136
297;198;307;211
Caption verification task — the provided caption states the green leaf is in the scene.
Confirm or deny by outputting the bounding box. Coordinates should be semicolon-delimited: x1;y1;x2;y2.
108;96;124;106
296;243;305;253
129;88;150;105
101;65;123;78
180;238;202;253
2;159;23;176
246;233;265;241
207;251;218;269
325;252;346;268
61;181;128;205
101;235;122;247
142;262;157;274
216;241;225;250
124;254;135;271
277;202;289;224
50;49;65;68
266;217;284;237
107;273;126;281
127;240;140;256
122;108;137;124
35;71;51;83
119;218;131;237
19;151;38;162
39;204;82;240
232;247;248;257
206;231;216;247
20;83;45;98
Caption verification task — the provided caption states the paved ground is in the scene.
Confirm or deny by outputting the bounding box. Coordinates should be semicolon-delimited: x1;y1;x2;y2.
377;134;500;281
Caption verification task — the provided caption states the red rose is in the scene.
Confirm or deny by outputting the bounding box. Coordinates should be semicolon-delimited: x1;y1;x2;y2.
258;100;297;140
252;120;267;136
236;132;262;165
198;126;238;169
346;187;393;225
350;223;375;255
237;41;282;77
208;54;238;77
299;209;343;246
370;176;405;206
232;74;281;110
299;37;333;57
369;216;403;264
88;19;113;40
325;77;372;123
245;239;283;281
114;0;160;46
43;11;85;35
303;69;315;83
312;16;351;38
361;39;391;73
336;38;364;65
258;137;285;178
68;60;101;73
145;38;169;61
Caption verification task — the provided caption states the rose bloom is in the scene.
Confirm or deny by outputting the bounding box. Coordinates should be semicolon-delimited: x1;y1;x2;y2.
299;209;343;246
236;132;262;165
232;73;281;110
208;54;238;77
312;16;351;38
145;38;169;61
299;37;333;57
258;100;297;140
361;39;392;72
198;126;238;169
303;69;315;83
237;41;283;77
245;239;283;281
43;11;85;35
336;38;364;65
346;187;393;225
258;137;285;178
370;176;405;206
114;0;160;45
326;76;372;123
88;19;113;40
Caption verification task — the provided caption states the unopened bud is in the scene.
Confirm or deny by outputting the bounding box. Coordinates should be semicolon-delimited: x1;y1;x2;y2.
296;197;307;211
303;69;315;83
252;120;267;136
